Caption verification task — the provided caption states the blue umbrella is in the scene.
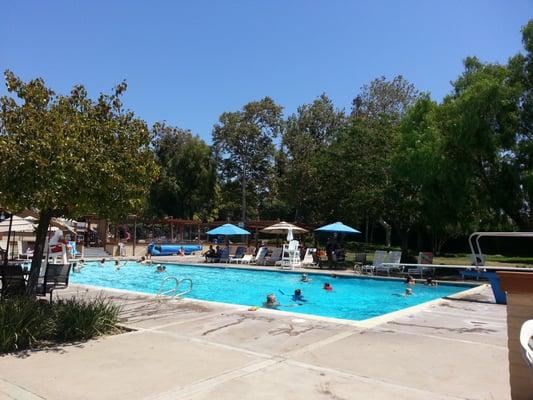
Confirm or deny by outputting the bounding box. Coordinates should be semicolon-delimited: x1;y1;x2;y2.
315;222;361;234
206;223;251;236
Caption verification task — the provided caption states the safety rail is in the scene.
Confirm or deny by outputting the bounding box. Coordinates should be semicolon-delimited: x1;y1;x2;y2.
155;276;193;301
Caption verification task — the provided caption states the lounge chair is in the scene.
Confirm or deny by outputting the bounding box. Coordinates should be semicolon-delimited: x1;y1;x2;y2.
375;251;402;276
262;248;282;266
0;264;27;299
361;250;388;274
235;254;253;264
406;252;435;277
229;246;246;263
251;247;268;264
36;263;72;302
218;247;230;263
302;248;317;268
520;319;533;369
353;252;367;273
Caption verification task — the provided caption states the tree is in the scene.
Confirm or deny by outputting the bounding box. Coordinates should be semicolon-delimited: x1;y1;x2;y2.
149;122;219;220
350;76;420;246
0;71;158;293
212;97;283;222
281;94;346;222
441;54;528;229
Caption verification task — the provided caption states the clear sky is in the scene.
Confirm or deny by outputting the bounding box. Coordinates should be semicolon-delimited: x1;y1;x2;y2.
1;1;532;142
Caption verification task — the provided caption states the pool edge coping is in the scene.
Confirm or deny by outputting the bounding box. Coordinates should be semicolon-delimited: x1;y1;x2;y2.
69;282;490;329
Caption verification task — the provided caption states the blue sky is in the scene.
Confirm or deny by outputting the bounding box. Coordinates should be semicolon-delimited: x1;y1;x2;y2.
1;1;531;142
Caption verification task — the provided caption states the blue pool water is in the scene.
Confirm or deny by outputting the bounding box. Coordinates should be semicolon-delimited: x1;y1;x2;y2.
71;262;470;321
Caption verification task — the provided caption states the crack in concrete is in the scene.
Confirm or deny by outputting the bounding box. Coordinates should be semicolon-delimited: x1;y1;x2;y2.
202;318;246;336
387;321;497;334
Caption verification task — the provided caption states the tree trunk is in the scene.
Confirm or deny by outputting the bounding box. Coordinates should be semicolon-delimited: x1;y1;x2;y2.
241;172;247;224
26;209;53;295
378;218;392;248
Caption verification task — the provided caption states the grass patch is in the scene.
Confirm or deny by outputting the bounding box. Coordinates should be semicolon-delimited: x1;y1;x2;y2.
0;296;121;354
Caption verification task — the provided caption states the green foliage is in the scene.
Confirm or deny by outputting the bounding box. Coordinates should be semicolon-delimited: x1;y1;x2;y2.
149;122;219;220
0;71;159;292
213;97;283;221
0;296;120;353
0;72;159;220
281;94;346;222
0;297;54;352
53;297;121;342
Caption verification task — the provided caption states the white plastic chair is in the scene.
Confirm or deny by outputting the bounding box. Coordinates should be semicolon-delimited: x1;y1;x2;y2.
362;250;387;274
236;254;253;264
520;319;533;369
302;248;317;267
375;251;402;276
251;247;268;264
262;248;282;266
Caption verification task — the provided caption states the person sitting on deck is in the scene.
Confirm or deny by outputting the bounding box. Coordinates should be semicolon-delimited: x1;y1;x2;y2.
178;247;185;256
203;245;216;262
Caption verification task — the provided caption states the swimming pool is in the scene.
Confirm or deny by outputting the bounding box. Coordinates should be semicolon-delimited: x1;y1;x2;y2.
71;262;471;321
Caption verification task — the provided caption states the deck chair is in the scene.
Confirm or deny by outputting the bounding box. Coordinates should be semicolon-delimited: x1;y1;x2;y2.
229;246;246;263
36;263;72;302
251;247;268;264
235;254;253;264
520;319;533;370
362;250;388;274
218;247;230;263
262;248;282;266
0;264;27;299
406;252;435;277
302;248;317;267
375;251;402;276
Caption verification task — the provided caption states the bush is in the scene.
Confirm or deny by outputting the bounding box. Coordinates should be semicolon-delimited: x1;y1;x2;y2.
0;296;121;354
54;297;121;342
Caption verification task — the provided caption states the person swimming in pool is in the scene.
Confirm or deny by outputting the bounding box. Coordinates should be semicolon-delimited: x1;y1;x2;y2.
300;273;310;282
425;277;438;286
323;282;333;291
264;294;279;309
99;258;106;267
114;260;121;270
405;275;416;285
155;264;166;273
393;288;413;297
292;289;306;302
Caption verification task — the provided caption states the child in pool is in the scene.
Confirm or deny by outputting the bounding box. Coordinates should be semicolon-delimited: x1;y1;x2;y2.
323;282;333;291
292;289;306;302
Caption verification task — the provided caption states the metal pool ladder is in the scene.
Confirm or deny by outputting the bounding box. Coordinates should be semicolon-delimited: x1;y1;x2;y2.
155;276;193;301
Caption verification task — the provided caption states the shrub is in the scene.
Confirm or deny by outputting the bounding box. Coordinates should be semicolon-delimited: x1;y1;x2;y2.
0;296;121;353
54;297;121;342
0;297;54;353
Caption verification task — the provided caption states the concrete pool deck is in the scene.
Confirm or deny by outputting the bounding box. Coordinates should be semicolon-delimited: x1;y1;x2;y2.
0;284;509;400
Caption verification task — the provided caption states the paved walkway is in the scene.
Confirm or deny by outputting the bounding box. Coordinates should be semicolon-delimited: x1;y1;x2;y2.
0;285;509;400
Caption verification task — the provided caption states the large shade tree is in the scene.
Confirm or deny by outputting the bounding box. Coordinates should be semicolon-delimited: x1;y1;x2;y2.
212;97;283;222
0;71;158;293
281;94;346;222
149;122;219;220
